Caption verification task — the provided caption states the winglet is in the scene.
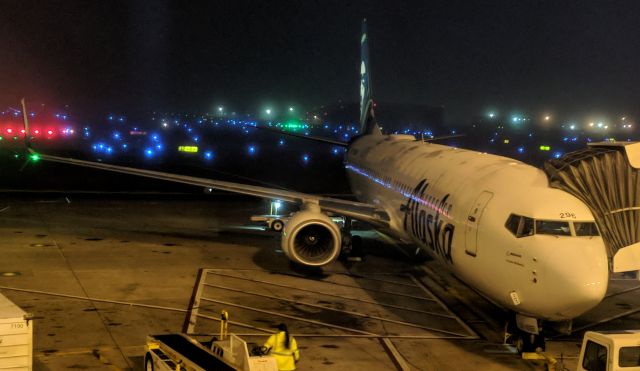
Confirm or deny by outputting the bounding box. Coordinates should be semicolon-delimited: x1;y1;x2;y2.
20;98;34;153
359;19;381;135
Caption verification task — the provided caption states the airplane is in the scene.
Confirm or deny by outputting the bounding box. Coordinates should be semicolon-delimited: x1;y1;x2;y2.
20;20;615;351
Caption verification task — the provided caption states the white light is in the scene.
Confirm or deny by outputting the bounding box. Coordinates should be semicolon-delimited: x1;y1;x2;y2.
289;107;294;112
265;109;272;115
273;200;281;214
218;106;223;112
569;124;576;130
544;115;550;121
488;112;495;118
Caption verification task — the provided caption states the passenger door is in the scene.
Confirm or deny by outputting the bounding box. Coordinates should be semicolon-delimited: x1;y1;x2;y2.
464;191;493;257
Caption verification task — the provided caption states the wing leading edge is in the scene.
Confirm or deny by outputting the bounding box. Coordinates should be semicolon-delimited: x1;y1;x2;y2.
31;150;390;228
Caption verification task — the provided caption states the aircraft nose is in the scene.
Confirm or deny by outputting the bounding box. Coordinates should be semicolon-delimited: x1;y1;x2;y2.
553;257;608;319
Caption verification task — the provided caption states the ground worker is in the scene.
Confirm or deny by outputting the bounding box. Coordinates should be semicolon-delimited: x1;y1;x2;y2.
264;323;299;370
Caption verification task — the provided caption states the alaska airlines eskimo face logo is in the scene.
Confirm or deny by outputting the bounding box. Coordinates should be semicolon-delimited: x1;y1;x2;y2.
401;179;455;264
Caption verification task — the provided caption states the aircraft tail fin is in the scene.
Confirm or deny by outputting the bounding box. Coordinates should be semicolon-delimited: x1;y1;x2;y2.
359;19;381;136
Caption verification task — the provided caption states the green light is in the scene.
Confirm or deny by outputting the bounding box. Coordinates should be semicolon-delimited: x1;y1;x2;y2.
539;145;550;151
282;120;305;131
0;136;3;141
29;153;40;162
13;154;19;159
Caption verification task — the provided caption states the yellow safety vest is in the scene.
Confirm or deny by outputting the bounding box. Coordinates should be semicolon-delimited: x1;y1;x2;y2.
264;331;299;371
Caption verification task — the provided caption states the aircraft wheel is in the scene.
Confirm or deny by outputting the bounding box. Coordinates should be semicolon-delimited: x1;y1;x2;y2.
532;333;546;352
145;353;155;371
271;220;284;232
340;233;352;256
514;332;542;353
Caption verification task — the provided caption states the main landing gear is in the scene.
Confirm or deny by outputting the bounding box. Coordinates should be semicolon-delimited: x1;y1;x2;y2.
340;217;364;261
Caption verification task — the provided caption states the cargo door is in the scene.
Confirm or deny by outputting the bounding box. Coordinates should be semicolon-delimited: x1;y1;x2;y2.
464;191;493;257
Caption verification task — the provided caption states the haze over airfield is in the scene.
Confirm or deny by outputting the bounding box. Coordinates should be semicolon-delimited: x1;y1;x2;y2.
1;0;639;123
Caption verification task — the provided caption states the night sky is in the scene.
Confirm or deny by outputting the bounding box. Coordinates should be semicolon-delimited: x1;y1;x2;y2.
2;1;640;123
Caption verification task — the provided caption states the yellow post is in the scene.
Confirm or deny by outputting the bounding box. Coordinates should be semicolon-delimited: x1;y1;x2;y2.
220;310;229;340
522;351;558;370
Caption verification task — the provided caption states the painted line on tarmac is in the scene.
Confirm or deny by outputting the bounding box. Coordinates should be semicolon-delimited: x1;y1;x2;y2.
0;285;188;312
198;296;376;335
380;337;412;371
201;281;465;336
209;270;452;317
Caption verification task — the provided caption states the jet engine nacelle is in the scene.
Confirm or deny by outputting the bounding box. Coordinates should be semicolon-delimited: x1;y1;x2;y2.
281;210;342;266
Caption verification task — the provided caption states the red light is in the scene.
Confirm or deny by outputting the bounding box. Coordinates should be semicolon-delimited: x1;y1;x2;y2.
20;129;25;134
6;128;12;134
34;129;40;135
47;130;53;135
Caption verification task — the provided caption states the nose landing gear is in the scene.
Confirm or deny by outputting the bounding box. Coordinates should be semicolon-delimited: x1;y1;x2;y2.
505;315;546;353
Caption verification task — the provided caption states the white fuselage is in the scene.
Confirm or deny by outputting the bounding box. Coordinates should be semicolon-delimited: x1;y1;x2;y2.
345;133;609;321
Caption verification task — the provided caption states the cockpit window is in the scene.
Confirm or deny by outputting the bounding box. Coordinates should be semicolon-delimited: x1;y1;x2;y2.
521;217;534;237
575;222;600;236
536;220;571;236
505;214;534;238
505;214;520;235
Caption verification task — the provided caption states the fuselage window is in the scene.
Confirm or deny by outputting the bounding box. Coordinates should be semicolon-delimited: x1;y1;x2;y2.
574;222;600;236
536;220;571;236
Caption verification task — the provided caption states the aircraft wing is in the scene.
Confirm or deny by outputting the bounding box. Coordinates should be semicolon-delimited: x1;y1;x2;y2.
32;151;391;228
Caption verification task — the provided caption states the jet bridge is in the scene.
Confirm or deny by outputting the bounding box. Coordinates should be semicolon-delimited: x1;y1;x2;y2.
543;141;640;272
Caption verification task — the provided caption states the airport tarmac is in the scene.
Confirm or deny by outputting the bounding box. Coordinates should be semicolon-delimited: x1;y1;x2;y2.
0;194;639;370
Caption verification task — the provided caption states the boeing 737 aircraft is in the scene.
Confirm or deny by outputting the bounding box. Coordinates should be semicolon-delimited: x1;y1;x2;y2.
21;20;612;351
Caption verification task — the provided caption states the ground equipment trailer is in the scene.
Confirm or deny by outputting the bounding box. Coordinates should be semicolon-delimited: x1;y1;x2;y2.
144;333;277;371
0;292;33;371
